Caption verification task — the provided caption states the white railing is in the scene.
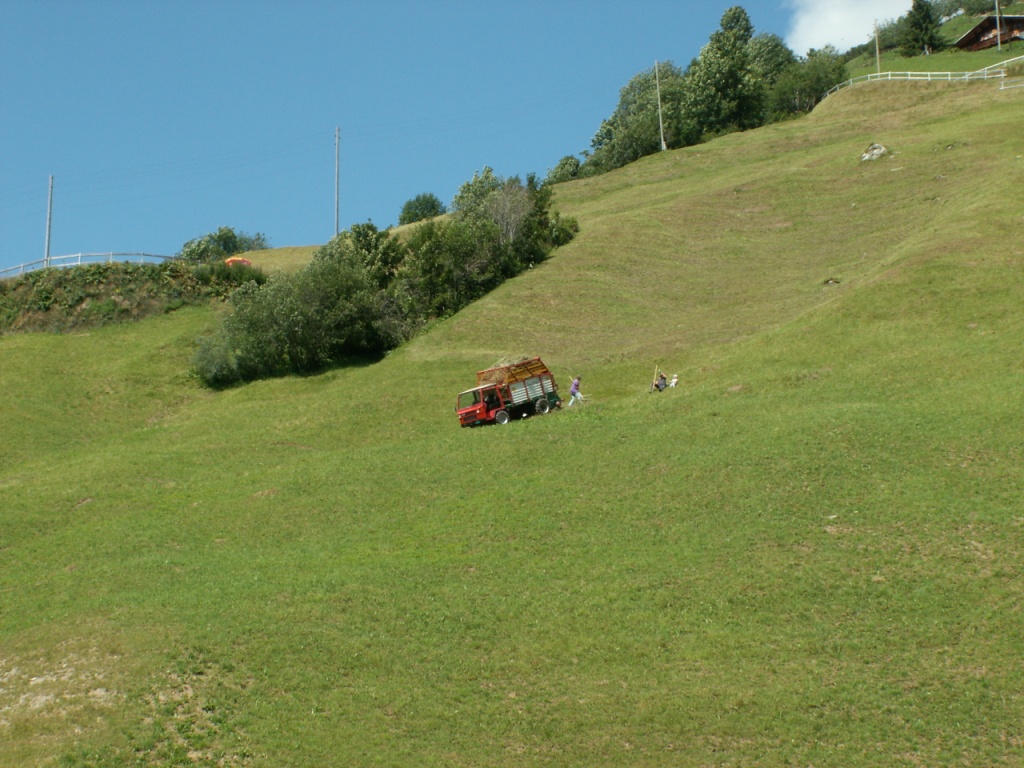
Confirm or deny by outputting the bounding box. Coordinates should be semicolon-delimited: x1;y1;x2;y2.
992;53;1024;89
976;54;1024;72
826;67;1006;96
0;252;176;279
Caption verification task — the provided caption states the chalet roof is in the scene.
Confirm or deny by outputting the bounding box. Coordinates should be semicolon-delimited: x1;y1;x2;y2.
954;15;1024;50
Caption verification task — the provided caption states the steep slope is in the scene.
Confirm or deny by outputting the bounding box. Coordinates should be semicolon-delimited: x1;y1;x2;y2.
1;81;1022;767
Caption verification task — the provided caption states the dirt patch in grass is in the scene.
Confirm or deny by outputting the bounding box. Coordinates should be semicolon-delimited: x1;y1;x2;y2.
0;641;122;758
0;644;119;719
131;651;257;767
0;640;257;767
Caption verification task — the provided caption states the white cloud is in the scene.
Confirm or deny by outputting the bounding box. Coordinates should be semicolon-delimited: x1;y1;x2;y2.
784;0;913;57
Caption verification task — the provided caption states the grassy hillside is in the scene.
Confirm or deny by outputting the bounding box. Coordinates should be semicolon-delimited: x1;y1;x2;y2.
845;3;1024;79
239;245;319;274
1;79;1023;767
847;43;1024;79
942;2;1024;40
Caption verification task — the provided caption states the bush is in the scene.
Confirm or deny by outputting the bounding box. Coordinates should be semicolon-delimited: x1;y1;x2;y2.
192;260;268;296
193;332;242;389
396;218;496;319
315;223;406;290
768;47;847;117
178;227;268;265
398;193;446;225
548;210;580;247
193;174;578;387
546;155;582;184
0;260;268;334
961;0;1009;13
193;249;387;387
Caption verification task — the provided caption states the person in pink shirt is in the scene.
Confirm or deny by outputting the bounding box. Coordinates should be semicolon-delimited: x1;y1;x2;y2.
567;376;582;406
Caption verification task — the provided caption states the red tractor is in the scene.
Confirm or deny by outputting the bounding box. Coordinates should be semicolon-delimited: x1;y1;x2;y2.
456;357;562;426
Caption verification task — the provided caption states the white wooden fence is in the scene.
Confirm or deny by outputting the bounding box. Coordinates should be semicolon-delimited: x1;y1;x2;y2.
826;68;1006;96
1000;72;1024;89
825;55;1024;97
0;252;176;280
977;54;1024;72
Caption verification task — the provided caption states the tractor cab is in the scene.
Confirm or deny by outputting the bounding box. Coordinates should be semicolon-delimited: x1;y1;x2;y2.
457;384;511;426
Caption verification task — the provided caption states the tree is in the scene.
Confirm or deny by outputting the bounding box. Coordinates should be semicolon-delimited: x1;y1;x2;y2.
901;0;946;56
398;193;446;225
178;226;269;264
842;15;909;61
929;0;962;20
450;167;503;221
546;155;581;184
768;46;847;117
314;222;406;290
450;168;537;246
489;179;533;247
748;33;797;86
961;0;1010;14
397;171;576;321
681;6;766;136
581;61;693;175
882;16;911;49
397;218;495;318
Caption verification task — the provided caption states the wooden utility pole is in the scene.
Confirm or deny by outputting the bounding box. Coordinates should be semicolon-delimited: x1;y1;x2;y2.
44;175;54;267
334;127;340;236
655;61;667;151
875;20;881;74
995;0;1002;51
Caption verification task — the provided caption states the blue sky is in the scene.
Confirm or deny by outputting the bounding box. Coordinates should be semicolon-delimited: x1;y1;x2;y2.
0;0;909;272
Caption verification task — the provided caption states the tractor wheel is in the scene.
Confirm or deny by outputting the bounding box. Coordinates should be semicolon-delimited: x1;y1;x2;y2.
535;398;551;415
494;410;510;425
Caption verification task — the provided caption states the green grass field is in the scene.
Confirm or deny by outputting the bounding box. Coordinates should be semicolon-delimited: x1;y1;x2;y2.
2;76;1023;767
846;43;1024;79
240;245;319;274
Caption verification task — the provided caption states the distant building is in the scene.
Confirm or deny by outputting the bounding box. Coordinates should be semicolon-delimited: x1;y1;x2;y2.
954;15;1024;51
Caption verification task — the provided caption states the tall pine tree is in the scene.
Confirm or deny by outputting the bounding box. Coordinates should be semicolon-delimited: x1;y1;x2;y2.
901;0;945;56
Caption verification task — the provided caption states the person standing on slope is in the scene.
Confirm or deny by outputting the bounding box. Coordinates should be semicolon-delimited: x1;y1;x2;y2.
567;376;582;406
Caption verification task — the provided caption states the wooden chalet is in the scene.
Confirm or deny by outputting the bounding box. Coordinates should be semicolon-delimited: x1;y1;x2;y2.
954;15;1024;51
